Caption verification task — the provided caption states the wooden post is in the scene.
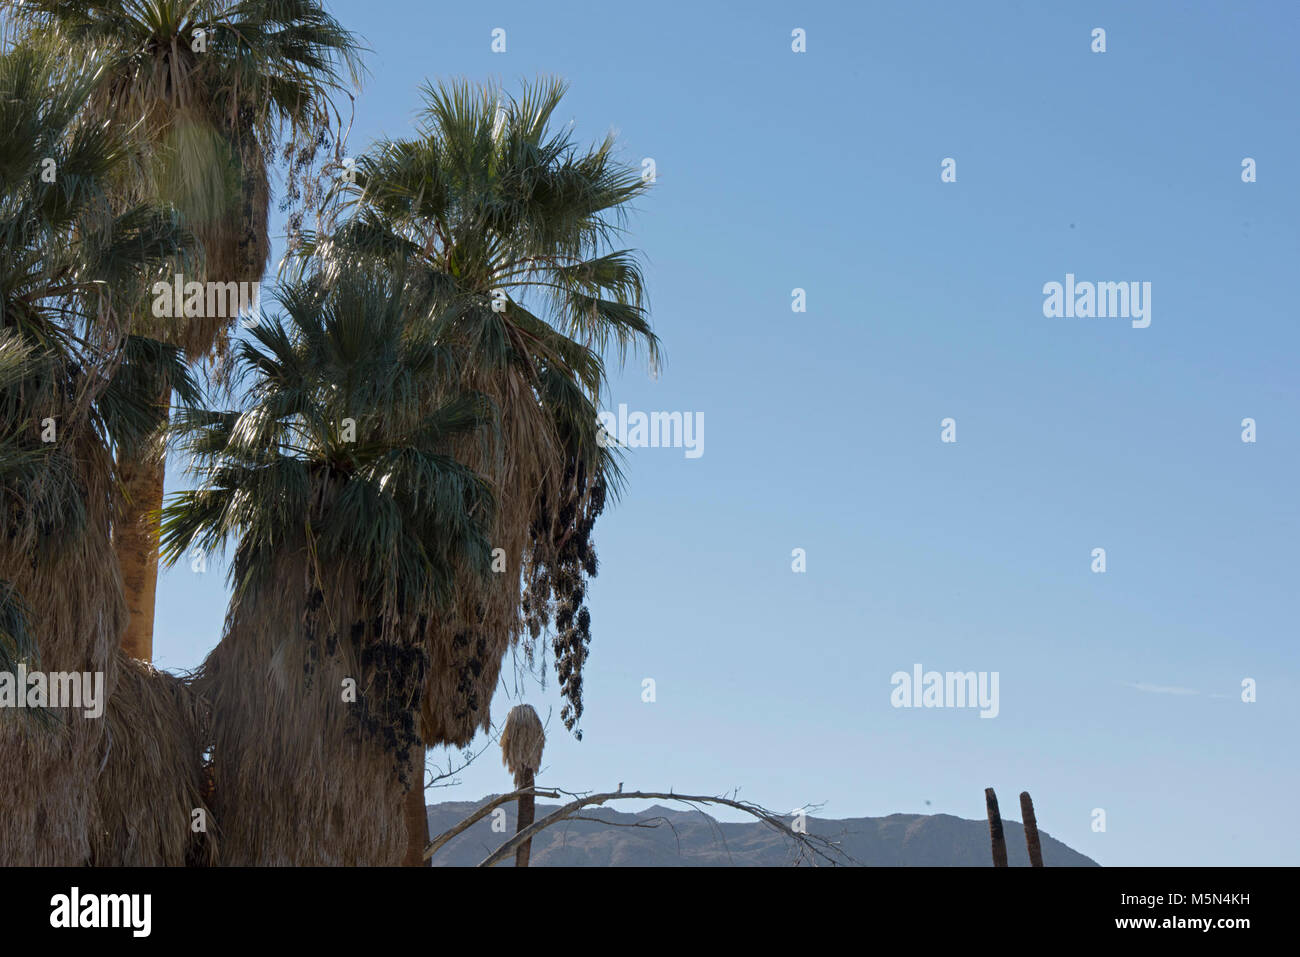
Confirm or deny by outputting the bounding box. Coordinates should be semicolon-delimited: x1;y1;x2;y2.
1020;791;1044;867
985;787;1008;867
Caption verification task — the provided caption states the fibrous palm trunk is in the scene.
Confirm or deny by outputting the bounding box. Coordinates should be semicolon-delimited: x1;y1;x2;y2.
115;394;168;662
515;767;536;868
500;704;545;867
401;749;429;867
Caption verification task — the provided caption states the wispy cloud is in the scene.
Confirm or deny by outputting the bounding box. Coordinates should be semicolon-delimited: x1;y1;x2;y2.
1126;682;1199;696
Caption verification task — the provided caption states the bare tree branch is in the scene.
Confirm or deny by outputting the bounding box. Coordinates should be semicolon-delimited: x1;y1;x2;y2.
476;789;858;867
567;815;671;829
422;786;559;861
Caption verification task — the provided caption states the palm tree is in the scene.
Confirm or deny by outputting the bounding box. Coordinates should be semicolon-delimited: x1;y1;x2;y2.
8;0;363;661
304;78;658;861
500;704;545;867
0;42;194;863
160;265;498;863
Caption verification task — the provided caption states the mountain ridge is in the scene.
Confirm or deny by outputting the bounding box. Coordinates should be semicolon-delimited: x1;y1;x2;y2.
424;797;1101;866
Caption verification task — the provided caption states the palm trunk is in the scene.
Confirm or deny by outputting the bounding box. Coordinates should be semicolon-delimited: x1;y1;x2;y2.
985;787;1008;867
401;748;429;866
115;444;166;662
515;767;536;867
1020;791;1044;866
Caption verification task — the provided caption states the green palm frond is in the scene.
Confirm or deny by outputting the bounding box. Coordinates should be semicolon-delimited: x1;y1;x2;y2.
0;45;191;557
161;265;496;616
322;77;659;393
10;0;364;362
299;77;658;737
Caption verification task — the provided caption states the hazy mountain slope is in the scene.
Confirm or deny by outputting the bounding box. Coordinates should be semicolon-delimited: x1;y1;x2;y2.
425;799;1100;866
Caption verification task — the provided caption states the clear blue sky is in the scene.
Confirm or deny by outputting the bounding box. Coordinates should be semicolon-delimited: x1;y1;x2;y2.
153;0;1300;866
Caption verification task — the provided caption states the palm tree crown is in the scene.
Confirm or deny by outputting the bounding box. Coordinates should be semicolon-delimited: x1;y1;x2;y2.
305;77;659;740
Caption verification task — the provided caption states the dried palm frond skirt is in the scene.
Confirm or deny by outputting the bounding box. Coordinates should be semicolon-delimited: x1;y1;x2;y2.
90;651;216;866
